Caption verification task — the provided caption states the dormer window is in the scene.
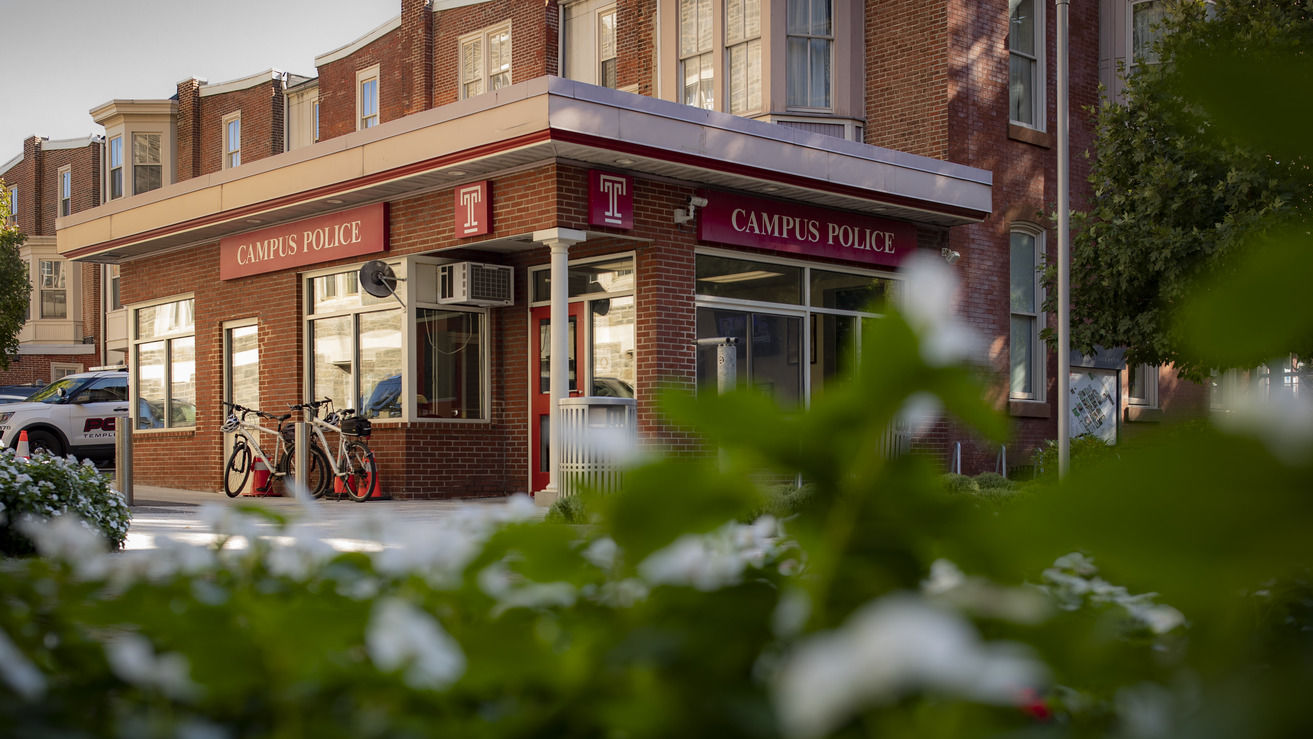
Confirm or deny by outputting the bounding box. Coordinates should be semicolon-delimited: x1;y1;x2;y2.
133;133;163;194
224;113;241;169
357;65;380;130
59;167;71;216
109;136;124;199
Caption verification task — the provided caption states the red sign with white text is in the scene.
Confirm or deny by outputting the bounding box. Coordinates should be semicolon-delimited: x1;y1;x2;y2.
588;170;634;229
454;181;491;237
219;203;387;280
696;191;917;268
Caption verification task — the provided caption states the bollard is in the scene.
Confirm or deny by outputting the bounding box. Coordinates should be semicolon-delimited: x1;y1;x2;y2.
115;412;133;506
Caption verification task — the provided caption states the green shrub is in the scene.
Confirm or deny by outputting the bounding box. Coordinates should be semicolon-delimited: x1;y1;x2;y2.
973;472;1014;491
1031;434;1116;478
0;450;129;556
941;472;980;494
545;493;589;524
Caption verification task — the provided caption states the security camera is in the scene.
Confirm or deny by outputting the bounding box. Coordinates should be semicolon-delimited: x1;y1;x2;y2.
688;196;708;208
941;247;961;265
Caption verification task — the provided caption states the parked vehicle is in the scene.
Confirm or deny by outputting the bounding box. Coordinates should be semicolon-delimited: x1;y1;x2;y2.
0;370;130;462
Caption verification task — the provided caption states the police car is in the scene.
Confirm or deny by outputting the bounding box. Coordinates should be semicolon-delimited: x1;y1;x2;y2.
0;368;130;462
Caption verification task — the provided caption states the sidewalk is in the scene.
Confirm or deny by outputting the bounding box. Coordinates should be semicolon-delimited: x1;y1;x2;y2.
123;484;542;551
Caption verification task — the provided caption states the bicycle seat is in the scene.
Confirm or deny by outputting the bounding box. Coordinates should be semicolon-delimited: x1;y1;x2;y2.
275;413;292;422
342;408;356;416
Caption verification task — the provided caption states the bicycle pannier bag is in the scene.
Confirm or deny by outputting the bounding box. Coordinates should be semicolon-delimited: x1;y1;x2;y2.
341;416;372;437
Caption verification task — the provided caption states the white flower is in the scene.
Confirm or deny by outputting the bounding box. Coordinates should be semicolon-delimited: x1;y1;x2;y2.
898;392;943;436
639;518;788;591
1214;384;1313;464
366;598;465;690
0;628;46;700
17;513;107;562
583;537;618;570
104;633;199;700
1041;554;1185;634
774;595;1048;739
923;559;1051;625
772;588;812;638
898;252;983;366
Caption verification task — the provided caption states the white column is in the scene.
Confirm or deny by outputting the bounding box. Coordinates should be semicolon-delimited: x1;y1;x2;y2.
532;228;587;502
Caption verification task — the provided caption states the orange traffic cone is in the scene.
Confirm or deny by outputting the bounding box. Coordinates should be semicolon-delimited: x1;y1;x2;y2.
15;430;30;459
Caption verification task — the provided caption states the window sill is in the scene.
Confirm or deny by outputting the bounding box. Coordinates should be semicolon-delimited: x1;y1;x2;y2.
132;427;196;437
1124;406;1162;423
1009;400;1050;418
1008;123;1053;148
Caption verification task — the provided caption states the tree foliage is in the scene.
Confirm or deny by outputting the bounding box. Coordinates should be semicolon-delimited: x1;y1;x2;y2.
1059;0;1313;380
0;182;30;370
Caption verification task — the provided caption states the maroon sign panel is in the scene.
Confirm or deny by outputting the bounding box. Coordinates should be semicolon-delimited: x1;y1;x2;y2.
220;203;387;280
454;181;491;238
696;191;918;269
588;170;634;229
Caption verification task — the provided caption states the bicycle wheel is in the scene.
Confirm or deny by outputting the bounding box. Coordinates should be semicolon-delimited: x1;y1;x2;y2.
223;441;251;498
282;444;332;499
343;440;377;502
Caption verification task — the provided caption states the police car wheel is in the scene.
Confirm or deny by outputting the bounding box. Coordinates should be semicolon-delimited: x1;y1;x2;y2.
26;430;64;458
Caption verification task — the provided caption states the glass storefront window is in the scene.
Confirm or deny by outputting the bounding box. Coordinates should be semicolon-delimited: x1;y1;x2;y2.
591;296;635;397
696;254;803;304
227;325;259;410
696;307;801;405
359;310;403;418
312;315;354;412
810;269;893;311
532;257;635;302
132;297;195;430
417;309;484;419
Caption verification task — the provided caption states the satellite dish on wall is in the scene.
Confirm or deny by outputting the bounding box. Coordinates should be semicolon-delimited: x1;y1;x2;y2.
359;260;405;307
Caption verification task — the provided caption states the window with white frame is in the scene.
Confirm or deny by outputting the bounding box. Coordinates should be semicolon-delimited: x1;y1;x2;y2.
599;6;618;88
223;113;241;169
1127;363;1158;406
1130;0;1165;69
108;136;124;199
786;0;832;109
59;166;72;217
726;0;762;114
108;264;122;311
307;268;404;420
679;0;714;109
132;297;195;430
51;363;83;382
132;132;163;194
459;22;512;99
1008;0;1044;128
313;100;321;142
39;260;67;319
357;65;380;130
1010;226;1045;400
6;185;17;226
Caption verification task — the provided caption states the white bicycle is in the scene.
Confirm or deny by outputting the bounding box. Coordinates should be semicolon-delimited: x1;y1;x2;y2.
220;401;330;498
290;398;378;502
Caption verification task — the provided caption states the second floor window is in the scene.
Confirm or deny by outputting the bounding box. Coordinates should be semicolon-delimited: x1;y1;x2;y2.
109;136;124;199
1010;227;1045;400
224;114;241;169
727;0;762;114
133;133;163;195
1009;0;1043;128
4;186;16;227
1130;0;1165;68
599;7;618;89
313;100;321;143
40;260;67;320
359;68;380;129
679;0;714;109
786;0;832;109
108;264;122;311
59;169;71;217
460;23;512;99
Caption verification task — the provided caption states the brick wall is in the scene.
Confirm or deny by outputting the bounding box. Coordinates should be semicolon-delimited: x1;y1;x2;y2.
176;79;203;181
317;25;405;141
431;0;559;107
865;0;950;159
616;0;656;95
191;79;286;178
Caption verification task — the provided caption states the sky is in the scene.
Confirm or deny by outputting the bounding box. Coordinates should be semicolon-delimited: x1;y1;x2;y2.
0;0;400;164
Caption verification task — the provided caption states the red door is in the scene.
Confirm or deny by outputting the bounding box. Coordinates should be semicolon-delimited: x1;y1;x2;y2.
530;303;585;492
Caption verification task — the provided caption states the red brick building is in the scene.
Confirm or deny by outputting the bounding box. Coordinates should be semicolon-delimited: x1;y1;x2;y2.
0;135;104;388
52;0;1198;497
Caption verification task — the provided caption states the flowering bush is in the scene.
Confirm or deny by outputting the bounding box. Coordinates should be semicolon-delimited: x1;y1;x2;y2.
1;254;1311;737
0;449;129;556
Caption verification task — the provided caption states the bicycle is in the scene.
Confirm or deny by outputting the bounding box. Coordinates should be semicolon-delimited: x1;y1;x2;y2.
220;401;330;498
290;398;378;502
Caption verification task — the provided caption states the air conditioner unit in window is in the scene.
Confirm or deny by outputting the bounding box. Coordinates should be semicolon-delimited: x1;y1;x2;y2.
437;262;514;306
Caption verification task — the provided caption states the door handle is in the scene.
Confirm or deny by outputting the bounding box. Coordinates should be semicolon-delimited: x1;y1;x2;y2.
114;407;128;412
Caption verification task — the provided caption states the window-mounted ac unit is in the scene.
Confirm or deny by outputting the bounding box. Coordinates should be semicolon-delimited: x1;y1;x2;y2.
438;262;514;306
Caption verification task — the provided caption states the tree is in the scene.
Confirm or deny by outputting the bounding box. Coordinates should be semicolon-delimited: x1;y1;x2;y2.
1058;0;1313;382
0;182;31;370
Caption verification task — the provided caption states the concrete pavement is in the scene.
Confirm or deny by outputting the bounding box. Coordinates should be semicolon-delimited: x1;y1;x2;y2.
124;484;542;551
